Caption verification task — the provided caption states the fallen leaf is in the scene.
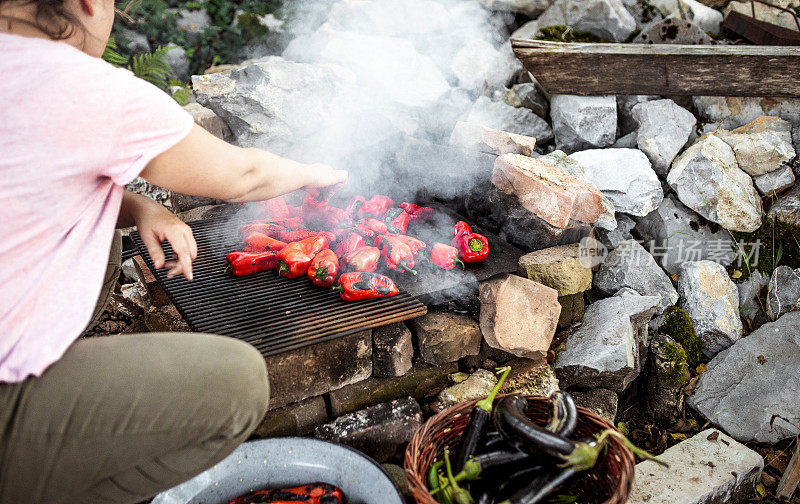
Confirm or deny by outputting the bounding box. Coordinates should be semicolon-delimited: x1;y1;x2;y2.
707;431;719;441
757;355;767;365
755;483;767;497
671;273;679;282
696;363;707;374
671;432;689;442
731;269;742;279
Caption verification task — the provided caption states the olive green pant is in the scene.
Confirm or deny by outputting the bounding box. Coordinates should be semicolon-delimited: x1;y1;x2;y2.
0;233;270;504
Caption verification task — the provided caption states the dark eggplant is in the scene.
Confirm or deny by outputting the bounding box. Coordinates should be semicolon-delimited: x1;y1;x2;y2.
497;468;577;504
459;449;534;480
493;395;575;458
493;465;547;499
546;391;578;438
454;366;511;473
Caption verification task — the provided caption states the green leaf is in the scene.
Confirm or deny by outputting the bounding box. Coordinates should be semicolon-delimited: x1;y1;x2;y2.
102;37;129;67
130;46;172;90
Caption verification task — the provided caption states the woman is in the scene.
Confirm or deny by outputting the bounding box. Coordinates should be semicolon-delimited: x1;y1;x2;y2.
0;0;348;502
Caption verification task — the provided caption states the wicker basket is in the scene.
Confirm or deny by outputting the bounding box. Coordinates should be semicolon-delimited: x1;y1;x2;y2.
404;395;635;504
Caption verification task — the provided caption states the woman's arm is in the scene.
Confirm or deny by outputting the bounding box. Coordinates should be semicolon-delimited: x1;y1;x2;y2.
139;124;348;201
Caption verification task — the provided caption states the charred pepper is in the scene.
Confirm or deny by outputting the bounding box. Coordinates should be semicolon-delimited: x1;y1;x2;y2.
453;221;473;241
399;202;434;222
276;229;337;244
376;233;427;256
225;251;279;277
383;208;410;234
430;243;464;270
453;233;489;264
334;272;399;302
241;217;302;237
334;233;366;258
354;218;388;240
260;196;291;219
320;206;352;231
227;482;343;504
341;246;380;273
377;235;417;274
276;236;329;279
308;249;339;288
243;232;288;252
357;195;394;220
344;195;366;219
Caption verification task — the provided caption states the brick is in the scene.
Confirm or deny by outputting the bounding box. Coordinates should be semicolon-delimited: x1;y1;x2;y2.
265;330;372;409
518;244;593;296
328;361;458;417
409;309;481;366
628;429;763;504
479;275;560;360
372;323;413;378
255;395;327;438
315;397;422;463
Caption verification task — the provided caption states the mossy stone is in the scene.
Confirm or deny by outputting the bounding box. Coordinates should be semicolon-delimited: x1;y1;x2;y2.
659;306;703;368
662;339;689;388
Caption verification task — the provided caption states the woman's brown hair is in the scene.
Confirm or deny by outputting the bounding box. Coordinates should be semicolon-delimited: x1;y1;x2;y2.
0;0;84;39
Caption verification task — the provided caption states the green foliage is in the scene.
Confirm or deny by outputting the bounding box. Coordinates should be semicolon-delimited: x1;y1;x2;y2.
662;339;689;388
168;79;193;105
102;37;129;67
659;306;703;369
131;46;172;89
729;213;800;281
536;25;609;43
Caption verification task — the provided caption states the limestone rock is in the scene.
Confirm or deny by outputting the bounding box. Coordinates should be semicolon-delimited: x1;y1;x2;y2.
555;295;659;392
595;239;679;314
450;122;537;157
570;388;618;423
649;0;724;32
598;213;636;250
628;429;763;504
410;310;482;366
492;154;605;228
617;94;660;136
570;148;663;217
726;0;800;33
633;17;713;45
613;131;638;149
622;0;665;29
511;83;549;119
693;96;800;130
754;165;795;196
689;312;800;443
479;275;561;360
183;103;232;141
499;358;560;396
118;28;150;55
646;334;687;425
435;369;497;411
165;44;189;81
677;260;743;357
518;244;592;296
668;135;763;233
766;265;800;321
713;116;796;177
536;0;638;42
373;323;413;378
767;183;800;229
551;95;617;152
632;99;697;175
737;270;770;327
635;194;736;275
479;0;554;17
451;39;522;92
168;7;212;43
468;96;554;144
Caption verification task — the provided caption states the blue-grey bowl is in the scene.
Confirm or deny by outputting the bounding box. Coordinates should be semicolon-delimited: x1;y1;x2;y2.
151;437;404;504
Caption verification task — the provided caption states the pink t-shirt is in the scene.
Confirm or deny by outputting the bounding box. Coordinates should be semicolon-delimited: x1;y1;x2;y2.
0;34;194;383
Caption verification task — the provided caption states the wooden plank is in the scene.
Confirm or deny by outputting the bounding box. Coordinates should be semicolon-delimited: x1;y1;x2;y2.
511;39;800;97
777;442;800;500
132;254;170;307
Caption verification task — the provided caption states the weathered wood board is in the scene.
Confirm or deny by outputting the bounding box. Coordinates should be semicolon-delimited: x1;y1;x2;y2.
511;39;800;97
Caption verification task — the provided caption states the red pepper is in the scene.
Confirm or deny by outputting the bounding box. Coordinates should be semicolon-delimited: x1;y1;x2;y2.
399;202;434;222
224;251;279;277
276;236;329;279
430;243;464;270
358;195;394;219
240;217;302;237
334;272;400;302
454;232;489;263
344;195;366;219
276;229;337;244
321;206;352;231
375;233;426;256
287;204;303;218
308;249;339;287
227;482;343;504
453;221;473;241
243;232;288;252
302;193;328;225
334;233;366;258
383;208;410;234
260;196;291;219
354;218;388;240
341;246;380;273
377;235;417;274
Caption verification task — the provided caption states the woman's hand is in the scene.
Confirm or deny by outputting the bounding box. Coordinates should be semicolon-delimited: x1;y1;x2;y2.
122;192;197;281
301;164;349;194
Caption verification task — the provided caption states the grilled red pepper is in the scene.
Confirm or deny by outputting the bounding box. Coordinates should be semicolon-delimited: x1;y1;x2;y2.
335;272;400;302
334;233;366;258
399;202;434;222
375;233;426;256
260;196;291;219
308;249;339;287
320;206;352;231
341;246;380;273
276;236;329;279
377;235;417;274
302;193;328;225
227;482;343;504
243;232;288;252
225;251;279;277
383;208;410;234
430;243;464;270
344;195;366;219
453;221;473;241
454;232;489;263
240;217;302;237
276;229;337;244
354;218;388;240
358;195;394;219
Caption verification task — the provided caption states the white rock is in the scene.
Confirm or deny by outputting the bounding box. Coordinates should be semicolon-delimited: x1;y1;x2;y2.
766;265;800;321
451;39;522;92
165;44;190;81
754;165;795;196
551;95;617;152
569;148;663;216
713;116;796;176
479;0;554;17
617;94;660;136
738;270;770;325
633;99;697;175
632;17;713;44
668;135;763;233
628;429;763;504
678;260;743;358
613;131;638;149
536;0;638;42
511;19;541;40
467;96;554;144
649;0;724;32
693;96;800;129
